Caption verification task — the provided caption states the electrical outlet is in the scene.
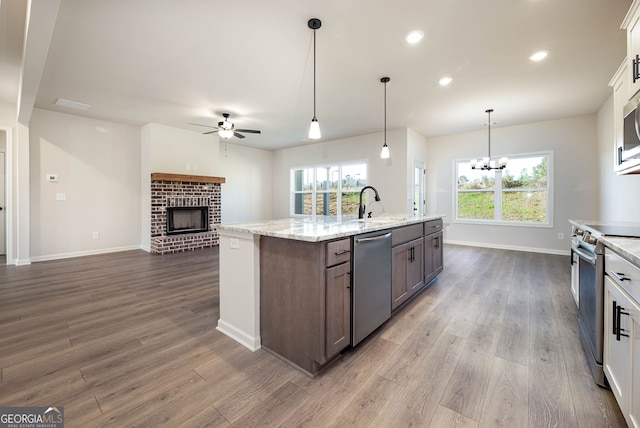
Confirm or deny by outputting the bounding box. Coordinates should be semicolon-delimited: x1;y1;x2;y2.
230;238;240;249
557;232;564;240
56;193;66;201
185;163;191;171
445;225;451;232
93;232;100;239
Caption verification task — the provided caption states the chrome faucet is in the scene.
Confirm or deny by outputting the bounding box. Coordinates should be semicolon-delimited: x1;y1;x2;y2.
358;186;381;219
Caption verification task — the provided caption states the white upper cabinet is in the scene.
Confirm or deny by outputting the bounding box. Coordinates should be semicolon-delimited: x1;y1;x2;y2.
624;1;640;101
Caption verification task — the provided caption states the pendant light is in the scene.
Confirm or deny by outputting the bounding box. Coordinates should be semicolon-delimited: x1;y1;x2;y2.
470;109;507;170
308;18;322;139
380;77;391;159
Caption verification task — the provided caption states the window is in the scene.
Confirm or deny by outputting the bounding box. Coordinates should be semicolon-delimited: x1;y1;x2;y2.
455;152;552;226
291;162;367;217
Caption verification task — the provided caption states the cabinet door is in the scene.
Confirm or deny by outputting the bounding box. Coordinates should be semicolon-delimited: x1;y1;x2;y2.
629;9;640;100
604;276;632;414
612;61;628;172
326;262;351;359
630;298;640;428
408;238;424;293
392;243;410;310
424;232;443;284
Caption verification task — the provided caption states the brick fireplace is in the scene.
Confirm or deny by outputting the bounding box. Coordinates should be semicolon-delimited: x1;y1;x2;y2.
150;173;225;254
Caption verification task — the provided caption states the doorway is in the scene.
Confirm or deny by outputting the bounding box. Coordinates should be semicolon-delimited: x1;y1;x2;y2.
412;160;425;216
0;151;5;256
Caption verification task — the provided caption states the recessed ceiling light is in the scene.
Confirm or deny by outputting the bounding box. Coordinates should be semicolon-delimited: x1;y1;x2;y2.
439;76;453;86
529;50;549;62
406;30;424;44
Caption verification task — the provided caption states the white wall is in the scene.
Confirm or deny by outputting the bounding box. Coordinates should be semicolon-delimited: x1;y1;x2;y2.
426;115;599;254
219;142;273;223
0;102;15;125
271;128;410;219
29;108;142;260
143;122;220;176
597;94;640;221
140;122;221;249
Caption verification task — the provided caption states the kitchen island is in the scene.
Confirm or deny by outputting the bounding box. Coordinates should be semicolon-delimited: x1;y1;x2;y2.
215;215;445;376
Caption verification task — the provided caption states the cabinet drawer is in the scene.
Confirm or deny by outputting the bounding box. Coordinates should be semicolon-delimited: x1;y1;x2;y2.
326;238;351;267
424;219;443;236
392;224;423;246
605;249;640;304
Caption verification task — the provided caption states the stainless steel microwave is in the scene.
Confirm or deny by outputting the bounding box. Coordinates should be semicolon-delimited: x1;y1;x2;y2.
622;98;640;165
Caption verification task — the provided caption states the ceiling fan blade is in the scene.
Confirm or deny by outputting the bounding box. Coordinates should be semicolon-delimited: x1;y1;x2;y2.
203;130;219;135
233;132;246;139
189;122;218;129
235;129;261;134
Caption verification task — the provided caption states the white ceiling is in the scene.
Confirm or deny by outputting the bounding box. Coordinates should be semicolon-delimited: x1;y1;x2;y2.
2;0;633;150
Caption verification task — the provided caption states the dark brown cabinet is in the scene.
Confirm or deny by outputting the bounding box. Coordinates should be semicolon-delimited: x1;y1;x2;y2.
391;224;424;311
260;236;351;376
424;219;443;285
325;261;351;357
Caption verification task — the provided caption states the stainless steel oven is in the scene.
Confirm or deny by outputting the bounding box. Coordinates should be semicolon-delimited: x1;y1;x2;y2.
570;221;640;387
571;225;606;387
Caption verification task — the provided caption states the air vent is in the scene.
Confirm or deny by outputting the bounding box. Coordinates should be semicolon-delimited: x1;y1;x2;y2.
54;98;90;111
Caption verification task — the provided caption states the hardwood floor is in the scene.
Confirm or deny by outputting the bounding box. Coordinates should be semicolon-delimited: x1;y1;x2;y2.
0;245;626;427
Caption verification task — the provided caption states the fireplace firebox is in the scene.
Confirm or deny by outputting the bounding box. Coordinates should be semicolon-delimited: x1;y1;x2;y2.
167;206;209;235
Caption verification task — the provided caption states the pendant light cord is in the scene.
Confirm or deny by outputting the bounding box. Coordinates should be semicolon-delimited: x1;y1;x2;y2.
313;28;317;119
384;79;387;143
486;108;493;158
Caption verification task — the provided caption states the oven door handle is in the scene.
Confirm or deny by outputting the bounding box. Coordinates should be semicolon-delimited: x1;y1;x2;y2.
573;247;597;265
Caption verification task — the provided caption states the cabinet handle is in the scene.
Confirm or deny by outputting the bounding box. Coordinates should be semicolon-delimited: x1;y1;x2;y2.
634;54;640;83
618;146;625;165
612;300;618;335
408;246;415;263
612;272;631;282
615;302;630;341
334;250;350;256
434;237;439;249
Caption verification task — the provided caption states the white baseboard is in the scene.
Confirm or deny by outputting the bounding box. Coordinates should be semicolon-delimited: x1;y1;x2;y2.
15;258;32;266
29;245;144;263
216;319;261;352
443;239;570;256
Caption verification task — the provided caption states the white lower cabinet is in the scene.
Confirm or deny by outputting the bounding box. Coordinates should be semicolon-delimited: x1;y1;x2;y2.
604;249;640;428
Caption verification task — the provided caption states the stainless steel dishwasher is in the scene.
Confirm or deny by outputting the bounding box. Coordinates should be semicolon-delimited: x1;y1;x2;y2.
351;230;392;346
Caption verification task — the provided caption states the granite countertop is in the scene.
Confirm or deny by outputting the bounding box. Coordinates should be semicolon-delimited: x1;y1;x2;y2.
601;236;640;267
215;214;445;242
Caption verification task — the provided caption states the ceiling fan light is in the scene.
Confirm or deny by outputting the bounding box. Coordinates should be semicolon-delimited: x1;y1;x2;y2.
218;129;234;139
308;117;321;139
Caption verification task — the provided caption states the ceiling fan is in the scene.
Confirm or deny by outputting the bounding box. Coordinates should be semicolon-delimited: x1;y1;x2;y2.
189;113;261;139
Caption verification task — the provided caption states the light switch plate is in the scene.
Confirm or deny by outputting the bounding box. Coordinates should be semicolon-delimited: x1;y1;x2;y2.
56;193;66;201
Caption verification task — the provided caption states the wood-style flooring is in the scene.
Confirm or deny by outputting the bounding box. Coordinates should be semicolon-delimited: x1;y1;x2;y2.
0;245;627;427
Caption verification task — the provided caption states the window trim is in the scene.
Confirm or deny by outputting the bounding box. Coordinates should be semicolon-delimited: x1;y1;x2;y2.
453;150;554;228
290;160;368;218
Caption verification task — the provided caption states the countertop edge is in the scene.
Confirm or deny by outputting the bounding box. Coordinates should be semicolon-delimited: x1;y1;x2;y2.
601;236;640;266
215;215;446;242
